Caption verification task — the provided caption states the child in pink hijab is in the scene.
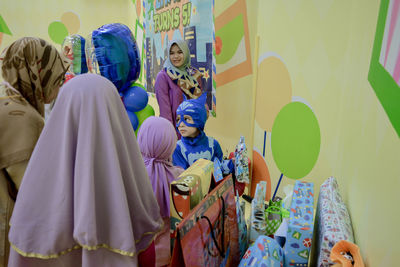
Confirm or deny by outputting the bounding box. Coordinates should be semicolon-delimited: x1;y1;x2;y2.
137;116;184;267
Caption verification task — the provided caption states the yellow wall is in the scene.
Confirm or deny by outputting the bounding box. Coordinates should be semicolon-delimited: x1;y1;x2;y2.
0;0;155;112
212;0;400;265
0;0;137;61
2;0;400;266
206;0;259;153
250;0;399;266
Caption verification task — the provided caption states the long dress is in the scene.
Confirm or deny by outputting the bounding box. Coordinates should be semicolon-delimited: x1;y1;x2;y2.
8;74;163;267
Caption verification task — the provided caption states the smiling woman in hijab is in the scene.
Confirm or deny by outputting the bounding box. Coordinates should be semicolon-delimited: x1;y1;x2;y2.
137;116;184;266
0;37;70;267
7;74;163;267
154;39;203;138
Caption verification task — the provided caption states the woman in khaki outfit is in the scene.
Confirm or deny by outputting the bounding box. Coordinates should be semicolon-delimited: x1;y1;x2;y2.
0;37;69;267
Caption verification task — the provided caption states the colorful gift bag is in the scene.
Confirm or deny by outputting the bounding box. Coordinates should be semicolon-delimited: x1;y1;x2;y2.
265;199;283;236
213;158;224;183
234;136;250;183
236;191;248;258
249;182;268;243
239;235;284;267
170;159;214;249
284;181;314;267
330;240;364;267
170;177;240;267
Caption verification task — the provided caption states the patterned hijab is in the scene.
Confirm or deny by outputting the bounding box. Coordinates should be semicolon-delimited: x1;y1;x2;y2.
0;82;44;170
163;39;203;99
1;37;70;116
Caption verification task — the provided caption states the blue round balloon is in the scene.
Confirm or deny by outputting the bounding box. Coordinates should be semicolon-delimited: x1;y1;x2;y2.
123;86;148;112
126;110;139;130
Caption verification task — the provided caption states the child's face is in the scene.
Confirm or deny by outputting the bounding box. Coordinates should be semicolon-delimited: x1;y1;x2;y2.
176;115;199;138
169;44;184;68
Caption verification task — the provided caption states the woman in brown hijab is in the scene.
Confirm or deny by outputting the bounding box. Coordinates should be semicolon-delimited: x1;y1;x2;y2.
0;37;70;267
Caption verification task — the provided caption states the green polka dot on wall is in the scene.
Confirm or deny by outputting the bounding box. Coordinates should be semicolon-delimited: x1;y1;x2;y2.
0;13;12;47
271;101;321;179
48;21;69;45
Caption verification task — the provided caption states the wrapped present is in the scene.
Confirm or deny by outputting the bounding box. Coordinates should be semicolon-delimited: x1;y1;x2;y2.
171;177;240;267
236;192;248;257
310;177;354;267
249;182;268;243
265;198;283;236
239;235;283;267
213;158;224;183
284;181;314;267
234;136;250;183
170;159;213;249
330;240;364;267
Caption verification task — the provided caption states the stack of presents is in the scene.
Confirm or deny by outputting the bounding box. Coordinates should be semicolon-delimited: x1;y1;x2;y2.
168;139;361;266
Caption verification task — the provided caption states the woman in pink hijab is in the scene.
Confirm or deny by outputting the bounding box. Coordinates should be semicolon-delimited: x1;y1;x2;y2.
8;74;163;267
137;116;184;267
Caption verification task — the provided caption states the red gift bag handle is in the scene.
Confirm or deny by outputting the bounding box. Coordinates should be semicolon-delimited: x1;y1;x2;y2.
199;196;226;258
171;190;184;219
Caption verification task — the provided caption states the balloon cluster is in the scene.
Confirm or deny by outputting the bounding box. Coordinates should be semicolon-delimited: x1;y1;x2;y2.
61;34;88;83
85;23;154;133
123;83;155;133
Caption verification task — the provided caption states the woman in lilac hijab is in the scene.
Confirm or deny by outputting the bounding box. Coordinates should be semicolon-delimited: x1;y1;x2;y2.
8;74;163;267
137;116;184;267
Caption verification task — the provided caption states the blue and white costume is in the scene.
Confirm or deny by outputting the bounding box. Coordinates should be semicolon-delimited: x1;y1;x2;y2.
172;94;233;174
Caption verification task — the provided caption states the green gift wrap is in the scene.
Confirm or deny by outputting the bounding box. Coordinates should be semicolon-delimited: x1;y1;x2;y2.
265;199;289;236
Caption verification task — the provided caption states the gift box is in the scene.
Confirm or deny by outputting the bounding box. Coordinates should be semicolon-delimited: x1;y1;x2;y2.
170;159;213;249
249;181;267;243
236;194;248;258
239;235;283;267
234;136;250;183
310;177;354;267
284;181;314;267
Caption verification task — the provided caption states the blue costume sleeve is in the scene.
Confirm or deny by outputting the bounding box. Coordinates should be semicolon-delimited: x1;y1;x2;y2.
173;142;190;169
213;139;223;161
213;139;234;175
226;159;235;173
221;159;234;175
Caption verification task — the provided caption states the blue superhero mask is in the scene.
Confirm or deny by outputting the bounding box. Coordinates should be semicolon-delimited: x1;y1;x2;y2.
176;92;208;131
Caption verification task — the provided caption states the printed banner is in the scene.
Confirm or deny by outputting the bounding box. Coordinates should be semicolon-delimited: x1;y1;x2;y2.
144;0;216;115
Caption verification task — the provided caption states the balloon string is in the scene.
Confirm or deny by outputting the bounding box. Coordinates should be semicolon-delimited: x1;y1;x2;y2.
263;131;266;157
272;173;283;201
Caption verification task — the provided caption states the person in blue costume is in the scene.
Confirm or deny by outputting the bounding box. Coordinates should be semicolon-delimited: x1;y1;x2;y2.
172;93;233;174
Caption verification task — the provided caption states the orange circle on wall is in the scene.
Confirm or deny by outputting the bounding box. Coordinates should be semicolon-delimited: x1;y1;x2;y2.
255;55;292;131
61;11;80;35
251;149;271;201
136;0;142;17
215;36;222;55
